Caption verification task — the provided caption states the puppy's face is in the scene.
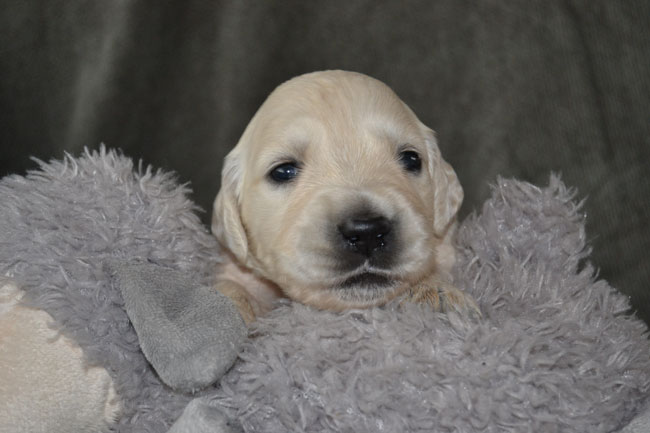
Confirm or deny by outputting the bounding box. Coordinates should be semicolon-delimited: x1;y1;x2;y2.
213;71;462;310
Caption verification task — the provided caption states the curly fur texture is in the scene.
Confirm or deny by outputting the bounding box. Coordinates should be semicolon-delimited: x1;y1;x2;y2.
210;176;650;433
0;149;648;432
0;147;221;432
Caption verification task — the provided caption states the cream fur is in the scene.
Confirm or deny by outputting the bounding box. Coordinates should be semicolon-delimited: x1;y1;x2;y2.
0;281;121;433
212;71;467;320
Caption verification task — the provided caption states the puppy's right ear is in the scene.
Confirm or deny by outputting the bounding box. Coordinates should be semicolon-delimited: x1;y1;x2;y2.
212;149;248;263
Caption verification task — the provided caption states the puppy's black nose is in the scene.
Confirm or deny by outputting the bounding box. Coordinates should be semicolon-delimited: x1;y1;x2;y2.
338;216;392;257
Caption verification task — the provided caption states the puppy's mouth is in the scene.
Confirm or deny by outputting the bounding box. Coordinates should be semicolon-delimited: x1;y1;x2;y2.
339;272;393;288
329;269;401;305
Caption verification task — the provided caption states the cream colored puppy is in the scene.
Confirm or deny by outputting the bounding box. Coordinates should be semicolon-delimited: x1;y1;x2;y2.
212;70;477;323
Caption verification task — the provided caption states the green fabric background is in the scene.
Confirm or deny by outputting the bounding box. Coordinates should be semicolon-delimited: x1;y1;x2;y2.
1;0;648;322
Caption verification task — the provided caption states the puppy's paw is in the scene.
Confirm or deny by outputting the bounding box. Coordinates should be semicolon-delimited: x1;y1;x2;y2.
214;280;256;325
402;275;481;319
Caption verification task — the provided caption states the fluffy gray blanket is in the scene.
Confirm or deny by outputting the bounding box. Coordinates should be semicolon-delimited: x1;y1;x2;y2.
1;148;649;432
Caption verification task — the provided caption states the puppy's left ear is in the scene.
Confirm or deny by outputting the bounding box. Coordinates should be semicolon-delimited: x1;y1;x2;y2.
212;149;248;263
424;129;464;237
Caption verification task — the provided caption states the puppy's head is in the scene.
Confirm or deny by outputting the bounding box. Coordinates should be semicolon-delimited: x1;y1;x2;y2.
213;70;462;310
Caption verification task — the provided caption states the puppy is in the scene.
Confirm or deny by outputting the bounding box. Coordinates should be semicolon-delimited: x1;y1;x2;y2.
212;70;477;324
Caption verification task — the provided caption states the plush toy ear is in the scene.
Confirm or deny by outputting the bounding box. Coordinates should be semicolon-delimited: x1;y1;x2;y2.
423;128;464;237
212;149;248;263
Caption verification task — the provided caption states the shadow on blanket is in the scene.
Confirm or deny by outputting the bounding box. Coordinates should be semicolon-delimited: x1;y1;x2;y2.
0;148;648;432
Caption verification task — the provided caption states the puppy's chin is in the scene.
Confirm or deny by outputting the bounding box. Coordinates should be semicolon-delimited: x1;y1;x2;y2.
282;273;408;311
332;272;399;304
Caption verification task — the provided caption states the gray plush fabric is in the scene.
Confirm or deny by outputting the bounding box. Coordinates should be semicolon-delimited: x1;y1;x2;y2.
109;261;246;393
0;148;223;432
1;149;648;432
168;398;244;433
620;402;650;433
211;176;650;433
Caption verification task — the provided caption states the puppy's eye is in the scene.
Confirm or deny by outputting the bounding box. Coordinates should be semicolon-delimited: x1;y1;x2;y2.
269;162;299;183
398;150;422;173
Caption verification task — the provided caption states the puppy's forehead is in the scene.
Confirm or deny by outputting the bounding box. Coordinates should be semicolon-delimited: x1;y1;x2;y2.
248;71;424;156
266;71;410;121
